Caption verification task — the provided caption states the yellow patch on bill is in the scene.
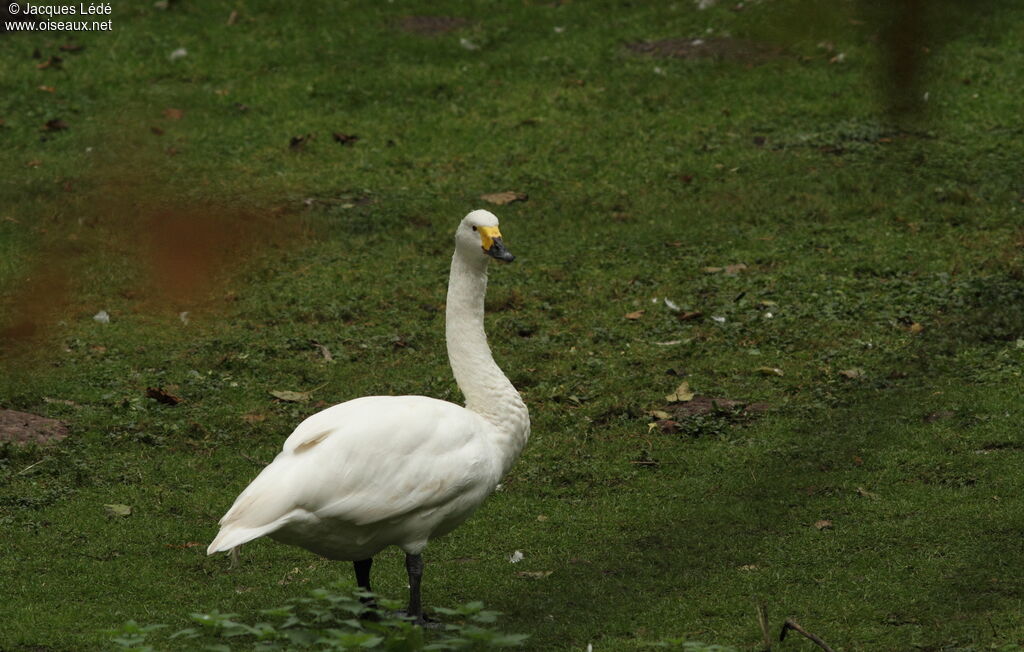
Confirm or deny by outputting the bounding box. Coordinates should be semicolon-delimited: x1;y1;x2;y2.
478;226;502;251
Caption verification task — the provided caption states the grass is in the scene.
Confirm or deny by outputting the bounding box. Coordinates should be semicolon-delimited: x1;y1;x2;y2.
2;0;1024;649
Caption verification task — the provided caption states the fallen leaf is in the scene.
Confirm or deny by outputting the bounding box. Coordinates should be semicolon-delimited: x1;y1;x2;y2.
678;310;703;321
150;126;164;135
165;541;203;549
648;410;672;420
738;564;760;571
226;10;238;25
26;160;42;168
59;44;84;52
924;410;955;423
480;191;528;205
665;381;695;403
104;504;132;517
814;519;833;530
856;487;880;500
756;366;784;377
624;310;645;320
332;132;359;146
241;412;266;424
42;119;68;131
516;570;553;579
270;389;312;402
704;263;747;275
38;85;56;93
42;397;77;406
289;134;312;150
908;322;924;334
653;419;680;434
838;368;864;379
536;515;549;522
146;387;183;406
162;108;184;120
37;56;63;70
313;341;333;361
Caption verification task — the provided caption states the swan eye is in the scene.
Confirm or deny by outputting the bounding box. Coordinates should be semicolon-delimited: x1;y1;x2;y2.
472;226;477;231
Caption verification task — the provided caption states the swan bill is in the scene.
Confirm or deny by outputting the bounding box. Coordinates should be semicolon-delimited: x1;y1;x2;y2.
477;226;515;263
485;237;515;263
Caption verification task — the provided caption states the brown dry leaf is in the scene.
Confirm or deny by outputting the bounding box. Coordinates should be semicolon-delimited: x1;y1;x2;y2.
42;119;68;131
59;44;84;52
165;541;203;549
653;419;680;434
648;409;672;419
814;519;833;530
163;108;184;120
150;126;164;136
665;381;695;403
624;310;645;321
270;389;311;402
332;132;360;146
704;263;747;275
37;56;63;70
26;160;42;167
678;310;703;321
838;368;865;379
480;191;528;205
146;387;183;405
38;85;56;93
516;570;553;579
241;412;266;424
289;134;312;150
738;564;760;571
756;366;784;377
226;9;238;25
908;322;924;334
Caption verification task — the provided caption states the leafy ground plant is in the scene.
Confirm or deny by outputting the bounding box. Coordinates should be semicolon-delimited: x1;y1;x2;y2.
106;583;528;651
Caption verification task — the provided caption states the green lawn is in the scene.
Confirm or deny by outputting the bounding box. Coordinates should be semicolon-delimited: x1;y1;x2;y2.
2;1;1023;650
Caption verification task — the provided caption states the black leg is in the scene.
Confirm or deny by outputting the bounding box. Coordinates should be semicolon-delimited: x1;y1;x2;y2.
353;558;373;592
353;558;379;620
405;553;424;621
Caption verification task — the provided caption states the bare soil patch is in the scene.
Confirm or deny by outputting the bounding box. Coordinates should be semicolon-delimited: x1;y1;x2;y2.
667;395;771;418
0;409;69;445
626;37;782;64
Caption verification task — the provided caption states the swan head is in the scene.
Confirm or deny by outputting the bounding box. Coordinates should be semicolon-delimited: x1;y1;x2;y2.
457;209;515;263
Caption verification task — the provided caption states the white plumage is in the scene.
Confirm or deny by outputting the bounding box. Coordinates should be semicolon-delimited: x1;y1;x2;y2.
208;210;530;623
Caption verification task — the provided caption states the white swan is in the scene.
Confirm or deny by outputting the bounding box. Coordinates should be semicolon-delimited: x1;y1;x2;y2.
207;209;530;623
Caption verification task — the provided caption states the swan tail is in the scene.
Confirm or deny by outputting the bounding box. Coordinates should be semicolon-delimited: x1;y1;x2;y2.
206;522;282;555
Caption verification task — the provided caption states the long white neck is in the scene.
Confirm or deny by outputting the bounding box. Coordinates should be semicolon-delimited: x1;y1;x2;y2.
445;249;530;473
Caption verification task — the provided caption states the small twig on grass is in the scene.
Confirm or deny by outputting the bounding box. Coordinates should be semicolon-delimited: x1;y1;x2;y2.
755;602;771;650
17;457;49;475
779;618;835;652
241;453;267;466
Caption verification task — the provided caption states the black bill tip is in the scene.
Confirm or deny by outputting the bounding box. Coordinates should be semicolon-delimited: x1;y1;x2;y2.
485;237;515;262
